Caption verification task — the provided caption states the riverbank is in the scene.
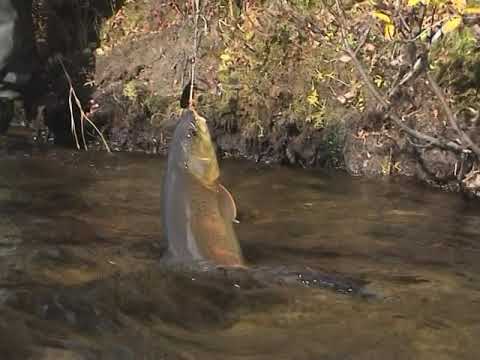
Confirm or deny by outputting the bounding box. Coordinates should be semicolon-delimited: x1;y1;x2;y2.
29;0;480;198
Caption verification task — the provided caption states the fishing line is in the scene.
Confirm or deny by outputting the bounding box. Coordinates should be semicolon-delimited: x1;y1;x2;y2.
189;0;201;108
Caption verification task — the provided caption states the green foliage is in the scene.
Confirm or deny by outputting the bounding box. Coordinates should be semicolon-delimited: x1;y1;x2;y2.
368;0;480;103
122;80;138;101
372;0;480;42
446;27;479;59
98;1;148;52
143;94;177;123
434;28;480;96
322;122;346;169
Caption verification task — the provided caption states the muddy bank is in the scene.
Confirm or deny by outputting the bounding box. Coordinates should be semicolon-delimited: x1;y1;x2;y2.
89;2;347;168
88;1;480;197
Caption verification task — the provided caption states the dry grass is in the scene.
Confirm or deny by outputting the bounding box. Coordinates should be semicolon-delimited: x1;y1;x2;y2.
58;57;111;153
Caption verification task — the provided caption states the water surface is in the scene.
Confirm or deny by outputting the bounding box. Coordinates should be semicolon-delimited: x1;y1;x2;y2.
1;135;480;359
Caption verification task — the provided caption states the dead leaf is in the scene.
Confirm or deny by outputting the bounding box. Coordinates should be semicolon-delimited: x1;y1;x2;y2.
344;91;356;99
365;43;376;52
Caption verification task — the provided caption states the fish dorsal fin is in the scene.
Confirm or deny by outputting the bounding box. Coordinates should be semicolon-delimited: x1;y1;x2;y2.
218;183;237;221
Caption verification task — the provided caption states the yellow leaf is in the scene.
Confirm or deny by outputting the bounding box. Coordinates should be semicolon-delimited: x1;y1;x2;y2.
244;30;254;41
408;0;431;6
452;0;466;12
374;75;384;88
307;88;320;107
315;70;324;81
372;11;392;23
407;0;423;6
464;7;480;14
220;52;233;63
384;23;395;40
419;29;430;41
441;16;462;34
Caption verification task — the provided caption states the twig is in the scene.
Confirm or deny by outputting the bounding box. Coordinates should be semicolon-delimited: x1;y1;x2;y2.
407;137;433;149
426;72;480;158
387;54;427;98
346;45;463;151
416;4;427;38
58;58;111;153
170;1;184;17
354;27;370;55
431;5;437;30
333;0;464;153
398;14;411;35
67;86;81;150
228;0;234;18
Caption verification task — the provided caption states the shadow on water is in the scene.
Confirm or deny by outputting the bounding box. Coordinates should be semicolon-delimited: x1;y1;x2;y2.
1;151;480;359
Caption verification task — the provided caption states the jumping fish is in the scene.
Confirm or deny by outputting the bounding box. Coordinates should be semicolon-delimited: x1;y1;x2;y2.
162;109;245;267
161;108;373;297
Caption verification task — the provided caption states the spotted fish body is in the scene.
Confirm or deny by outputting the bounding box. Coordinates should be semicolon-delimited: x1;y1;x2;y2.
162;109;244;266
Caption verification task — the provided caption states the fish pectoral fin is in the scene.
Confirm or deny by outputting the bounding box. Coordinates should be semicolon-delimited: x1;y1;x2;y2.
218;183;238;222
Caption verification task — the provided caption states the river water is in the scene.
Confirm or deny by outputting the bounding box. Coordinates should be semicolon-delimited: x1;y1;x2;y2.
1;133;480;359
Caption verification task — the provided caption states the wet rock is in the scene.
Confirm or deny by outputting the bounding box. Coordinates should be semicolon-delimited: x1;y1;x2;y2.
342;110;477;198
40;295;77;326
39;294;101;333
0;289;14;306
285;127;325;167
0;218;23;257
417;148;459;183
0;220;23;246
31;246;97;268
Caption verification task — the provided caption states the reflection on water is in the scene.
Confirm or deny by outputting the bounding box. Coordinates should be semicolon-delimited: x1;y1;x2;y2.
1;141;480;359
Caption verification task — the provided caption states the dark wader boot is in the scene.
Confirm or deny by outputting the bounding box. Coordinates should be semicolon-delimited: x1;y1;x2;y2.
0;0;37;134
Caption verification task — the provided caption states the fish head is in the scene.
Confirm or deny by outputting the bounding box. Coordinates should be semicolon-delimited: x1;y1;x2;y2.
173;110;220;185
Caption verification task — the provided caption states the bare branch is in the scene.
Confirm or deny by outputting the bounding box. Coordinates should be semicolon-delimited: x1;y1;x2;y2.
332;0;465;153
354;27;370;55
426;72;480;158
